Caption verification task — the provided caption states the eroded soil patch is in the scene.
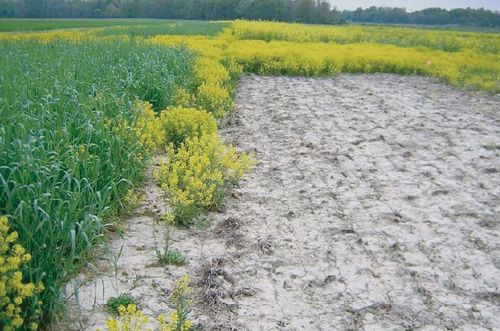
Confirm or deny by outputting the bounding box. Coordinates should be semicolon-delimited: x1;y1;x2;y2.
209;75;500;330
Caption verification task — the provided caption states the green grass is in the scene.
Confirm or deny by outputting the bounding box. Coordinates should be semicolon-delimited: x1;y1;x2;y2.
0;18;229;35
105;294;138;315
94;21;230;37
157;247;187;266
0;39;195;327
0;18;162;31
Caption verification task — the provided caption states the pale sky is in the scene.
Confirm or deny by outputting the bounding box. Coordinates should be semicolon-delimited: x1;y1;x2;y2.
327;0;500;11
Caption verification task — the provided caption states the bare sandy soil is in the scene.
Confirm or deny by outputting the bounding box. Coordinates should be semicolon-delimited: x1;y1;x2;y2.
63;74;499;331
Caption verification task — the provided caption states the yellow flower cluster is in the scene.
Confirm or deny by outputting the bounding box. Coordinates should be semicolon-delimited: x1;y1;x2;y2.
158;310;191;331
103;101;164;157
158;107;217;150
0;29;88;43
230;20;500;54
0;27;132;44
170;275;193;308
154;133;252;223
0;216;43;331
224;39;499;92
134;101;164;154
100;304;192;331
102;304;151;331
123;189;146;210
127;34;251;224
171;88;194;108
161;274;193;331
100;276;193;331
147;35;239;117
104;116;134;141
192;56;234;117
124;103;219;156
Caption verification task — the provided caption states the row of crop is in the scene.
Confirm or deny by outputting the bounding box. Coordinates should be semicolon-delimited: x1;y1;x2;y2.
223;39;500;93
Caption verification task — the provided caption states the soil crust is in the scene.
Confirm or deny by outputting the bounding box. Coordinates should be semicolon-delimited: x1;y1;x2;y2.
63;74;499;331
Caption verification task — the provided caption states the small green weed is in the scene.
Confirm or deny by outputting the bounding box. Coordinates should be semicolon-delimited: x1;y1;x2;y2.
105;294;138;315
155;215;186;266
157;246;186;266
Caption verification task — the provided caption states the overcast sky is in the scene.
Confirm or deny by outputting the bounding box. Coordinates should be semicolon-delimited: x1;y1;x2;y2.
327;0;500;11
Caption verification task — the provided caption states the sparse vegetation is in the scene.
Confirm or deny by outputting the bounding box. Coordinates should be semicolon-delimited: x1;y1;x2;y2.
154;215;186;266
167;275;194;331
99;275;193;331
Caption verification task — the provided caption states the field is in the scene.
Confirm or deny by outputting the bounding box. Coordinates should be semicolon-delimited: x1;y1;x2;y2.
0;19;498;330
0;18;229;33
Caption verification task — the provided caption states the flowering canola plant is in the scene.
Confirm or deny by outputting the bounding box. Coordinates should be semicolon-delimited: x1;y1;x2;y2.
134;101;165;155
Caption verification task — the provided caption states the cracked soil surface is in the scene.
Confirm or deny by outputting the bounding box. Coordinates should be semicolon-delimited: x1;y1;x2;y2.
64;74;499;331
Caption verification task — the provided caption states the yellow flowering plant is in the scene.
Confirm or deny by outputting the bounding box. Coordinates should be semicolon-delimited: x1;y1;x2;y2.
134;101;165;154
122;189;147;214
158;310;191;331
0;216;43;331
103;100;165;158
194;82;232;118
158;275;193;331
171;88;195;109
100;306;193;331
154;133;252;225
101;304;151;331
146;35;237;117
99;275;193;331
158;107;217;150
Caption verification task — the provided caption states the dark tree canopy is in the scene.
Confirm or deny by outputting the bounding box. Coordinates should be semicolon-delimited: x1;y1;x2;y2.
343;6;500;27
0;0;499;27
0;0;343;24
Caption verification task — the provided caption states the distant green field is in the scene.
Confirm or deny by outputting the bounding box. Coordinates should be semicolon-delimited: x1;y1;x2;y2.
0;18;229;35
95;20;230;37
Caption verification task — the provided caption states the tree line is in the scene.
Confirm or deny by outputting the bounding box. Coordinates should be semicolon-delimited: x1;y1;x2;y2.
0;0;499;27
0;0;343;24
344;6;499;27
